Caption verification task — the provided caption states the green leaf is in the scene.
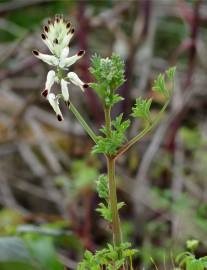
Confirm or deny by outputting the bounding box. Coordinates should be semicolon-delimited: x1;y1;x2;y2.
112;114;130;133
96;174;108;200
96;202;112;222
93;114;130;155
25;237;64;270
117;202;125;210
153;74;167;96
166;66;176;81
186;239;199;252
89;54;125;107
131;97;152;121
78;242;138;270
153;67;176;98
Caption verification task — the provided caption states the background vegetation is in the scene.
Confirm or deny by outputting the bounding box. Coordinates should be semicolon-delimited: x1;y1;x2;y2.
0;0;207;269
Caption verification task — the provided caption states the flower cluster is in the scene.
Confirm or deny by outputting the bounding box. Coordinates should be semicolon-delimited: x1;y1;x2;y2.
33;15;88;121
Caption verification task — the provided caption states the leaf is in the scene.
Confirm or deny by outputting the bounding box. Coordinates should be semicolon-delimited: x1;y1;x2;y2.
153;67;176;98
89;54;125;107
186;239;199;252
96;174;108;200
25;237;64;270
117;202;125;210
96;202;112;222
166;66;176;81
131;97;152;121
93;114;130;155
153;74;167;96
0;237;38;270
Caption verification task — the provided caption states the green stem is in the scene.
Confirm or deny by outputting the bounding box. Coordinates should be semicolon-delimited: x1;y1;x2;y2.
107;157;122;245
68;101;97;143
104;107;112;137
113;100;169;160
104;105;122;245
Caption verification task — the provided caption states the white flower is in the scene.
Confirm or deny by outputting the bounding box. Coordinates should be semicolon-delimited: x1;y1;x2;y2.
33;48;85;69
45;15;74;56
41;70;56;97
32;15;84;69
33;15;88;121
32;50;59;66
47;93;63;121
67;72;88;91
59;50;85;68
60;47;69;59
61;79;69;105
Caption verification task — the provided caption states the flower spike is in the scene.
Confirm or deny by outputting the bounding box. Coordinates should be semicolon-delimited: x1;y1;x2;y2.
33;15;87;121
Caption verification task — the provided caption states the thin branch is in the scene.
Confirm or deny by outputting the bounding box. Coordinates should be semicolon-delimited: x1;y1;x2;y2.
114;100;169;160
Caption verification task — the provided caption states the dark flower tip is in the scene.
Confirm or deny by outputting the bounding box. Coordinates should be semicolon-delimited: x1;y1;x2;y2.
41;33;46;40
48;19;51;24
54;38;58;44
77;50;85;56
41;89;48;98
66;22;71;29
44;26;49;32
70;28;75;34
57;114;63;121
32;50;39;56
83;83;89;89
65;100;70;107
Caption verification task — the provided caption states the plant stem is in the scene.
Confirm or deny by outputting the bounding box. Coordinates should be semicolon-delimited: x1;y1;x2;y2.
107;157;122;245
113;100;169;160
104;105;122;245
68;101;98;143
104;106;111;137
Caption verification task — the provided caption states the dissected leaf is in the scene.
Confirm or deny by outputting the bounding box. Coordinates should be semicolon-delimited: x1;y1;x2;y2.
131;97;152;121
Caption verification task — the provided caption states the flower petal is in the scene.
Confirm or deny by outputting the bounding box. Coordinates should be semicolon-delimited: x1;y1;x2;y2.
41;33;55;54
41;70;56;97
61;79;69;104
59;50;85;68
67;72;88;91
47;93;64;121
60;47;69;61
32;50;58;66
